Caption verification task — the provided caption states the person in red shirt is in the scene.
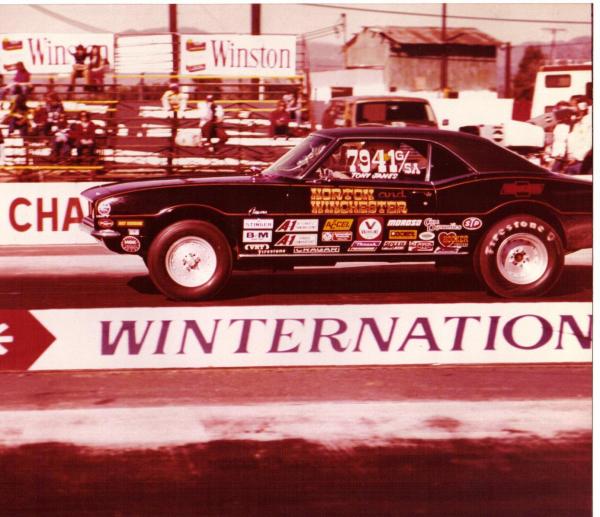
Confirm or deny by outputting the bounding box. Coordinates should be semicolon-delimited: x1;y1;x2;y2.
269;100;290;138
70;111;97;161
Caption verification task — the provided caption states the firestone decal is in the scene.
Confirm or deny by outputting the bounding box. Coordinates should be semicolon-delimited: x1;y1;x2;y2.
310;188;407;215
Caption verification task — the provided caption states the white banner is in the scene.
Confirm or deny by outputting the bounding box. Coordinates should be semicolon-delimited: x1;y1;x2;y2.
28;303;592;371
1;34;114;74
0;182;102;244
181;34;296;77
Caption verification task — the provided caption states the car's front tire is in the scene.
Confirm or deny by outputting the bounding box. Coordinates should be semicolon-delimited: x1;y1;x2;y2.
147;220;232;300
474;214;564;298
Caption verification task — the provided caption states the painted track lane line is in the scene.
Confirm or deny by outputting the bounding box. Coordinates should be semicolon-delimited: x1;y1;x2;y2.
0;399;590;449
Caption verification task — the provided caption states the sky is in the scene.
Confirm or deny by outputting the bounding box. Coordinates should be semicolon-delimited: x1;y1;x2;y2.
0;2;592;46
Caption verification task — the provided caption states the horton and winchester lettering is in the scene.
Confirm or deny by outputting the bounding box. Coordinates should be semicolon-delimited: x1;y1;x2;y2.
311;188;407;215
100;314;591;356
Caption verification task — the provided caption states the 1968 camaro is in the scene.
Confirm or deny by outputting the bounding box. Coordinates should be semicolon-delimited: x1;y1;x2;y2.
81;127;592;300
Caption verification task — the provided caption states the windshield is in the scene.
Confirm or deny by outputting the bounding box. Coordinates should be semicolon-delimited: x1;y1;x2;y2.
263;134;332;178
356;101;436;126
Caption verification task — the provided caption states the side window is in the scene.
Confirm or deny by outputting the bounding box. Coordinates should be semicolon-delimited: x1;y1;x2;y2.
316;139;429;182
430;144;472;181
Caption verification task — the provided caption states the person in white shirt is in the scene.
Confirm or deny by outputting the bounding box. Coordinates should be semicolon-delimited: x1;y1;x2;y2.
198;94;227;151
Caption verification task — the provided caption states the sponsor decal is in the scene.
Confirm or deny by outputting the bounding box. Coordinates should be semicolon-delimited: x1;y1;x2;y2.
435;246;461;254
257;248;286;255
323;218;353;231
419;231;435;241
128;229;140;236
276;219;319;232
322;231;352;242
244;218;273;230
382;241;408;251
357;217;383;240
349;240;381;252
97;219;114;229
500;182;544;197
310;188;407;215
275;234;318;247
244;243;270;251
116;220;144;228
186;63;207;72
387;219;422;227
424;218;462;232
248;207;268;215
408;240;434;252
97;200;111;217
243;230;272;243
438;232;469;248
389;229;417;240
377;191;407;200
293;246;340;254
462;217;483;231
121;236;141;253
0;303;590;371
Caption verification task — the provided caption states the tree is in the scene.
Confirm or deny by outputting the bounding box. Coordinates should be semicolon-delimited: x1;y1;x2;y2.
513;46;546;101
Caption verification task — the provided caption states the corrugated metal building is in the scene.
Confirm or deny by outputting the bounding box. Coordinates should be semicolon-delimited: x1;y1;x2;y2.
343;27;500;92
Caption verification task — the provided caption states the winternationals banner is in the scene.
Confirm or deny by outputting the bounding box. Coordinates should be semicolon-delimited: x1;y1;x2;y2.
0;182;102;245
0;303;589;371
181;34;296;77
1;34;113;74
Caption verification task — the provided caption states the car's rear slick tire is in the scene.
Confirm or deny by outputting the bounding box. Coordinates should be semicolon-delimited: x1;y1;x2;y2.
475;214;563;298
147;220;232;301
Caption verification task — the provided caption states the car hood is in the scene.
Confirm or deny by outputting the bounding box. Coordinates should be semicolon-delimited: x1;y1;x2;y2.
81;174;283;201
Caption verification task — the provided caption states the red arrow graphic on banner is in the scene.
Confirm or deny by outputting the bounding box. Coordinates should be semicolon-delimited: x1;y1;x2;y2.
0;311;55;370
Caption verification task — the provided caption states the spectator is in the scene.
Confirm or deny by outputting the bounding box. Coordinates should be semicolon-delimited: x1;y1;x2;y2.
321;104;338;129
3;85;30;137
198;94;227;151
68;44;89;93
284;91;302;122
269;100;290;138
70;111;97;162
42;92;65;136
2;61;32;98
50;113;73;162
86;46;109;92
161;83;187;117
565;99;592;174
30;103;48;138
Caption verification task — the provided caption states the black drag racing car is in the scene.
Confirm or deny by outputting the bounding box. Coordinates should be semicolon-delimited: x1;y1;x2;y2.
81;128;592;300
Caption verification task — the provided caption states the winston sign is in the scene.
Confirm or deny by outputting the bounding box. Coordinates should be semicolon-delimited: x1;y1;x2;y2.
1;33;113;74
0;303;591;371
181;34;296;77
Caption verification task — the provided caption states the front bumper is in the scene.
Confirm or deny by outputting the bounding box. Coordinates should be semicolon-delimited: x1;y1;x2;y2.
80;216;121;240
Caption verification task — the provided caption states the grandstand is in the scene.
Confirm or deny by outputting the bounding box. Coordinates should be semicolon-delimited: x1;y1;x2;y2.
0;32;311;181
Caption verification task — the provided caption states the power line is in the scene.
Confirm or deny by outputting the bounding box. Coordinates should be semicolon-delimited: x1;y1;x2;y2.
28;5;111;33
304;3;592;25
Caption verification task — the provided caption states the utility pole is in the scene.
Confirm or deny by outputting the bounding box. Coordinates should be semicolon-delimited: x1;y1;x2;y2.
251;4;261;35
440;3;448;92
542;27;566;62
169;4;179;78
504;42;512;98
340;13;347;45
